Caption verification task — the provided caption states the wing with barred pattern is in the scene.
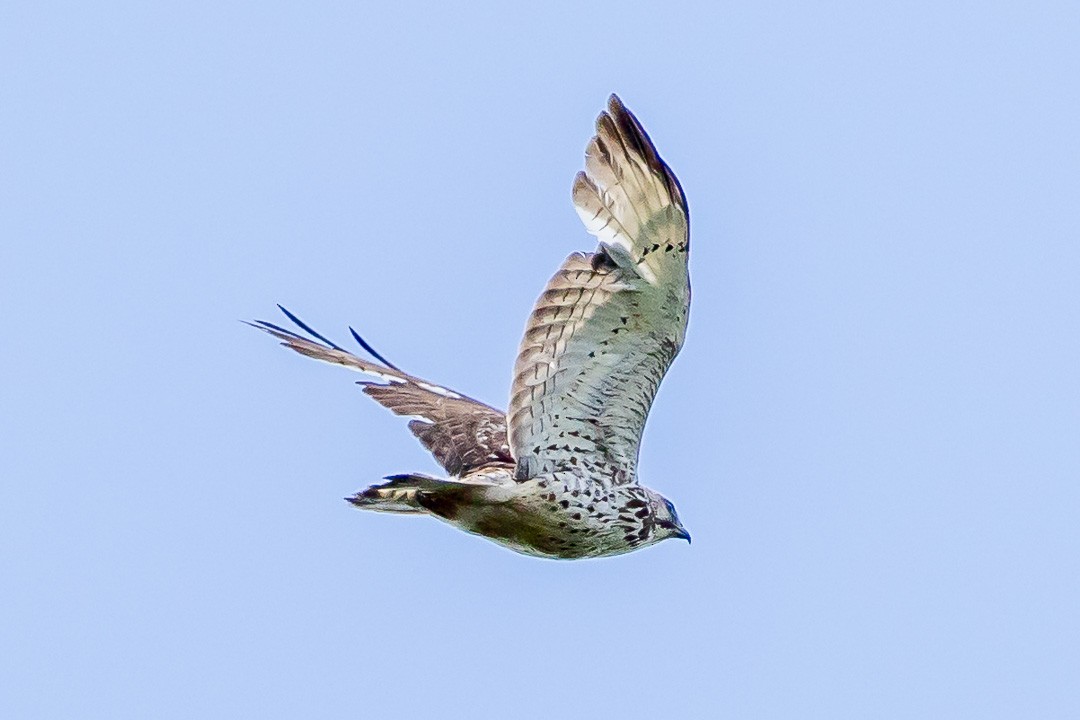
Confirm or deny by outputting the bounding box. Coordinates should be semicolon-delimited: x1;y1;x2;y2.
507;95;690;484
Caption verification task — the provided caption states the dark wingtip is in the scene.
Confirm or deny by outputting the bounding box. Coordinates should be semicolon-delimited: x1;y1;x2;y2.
349;327;401;371
244;319;281;333
603;94;687;213
246;319;308;346
277;305;346;351
254;318;299;335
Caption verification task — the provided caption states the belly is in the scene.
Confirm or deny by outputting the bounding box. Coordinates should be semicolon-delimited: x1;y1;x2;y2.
446;501;646;560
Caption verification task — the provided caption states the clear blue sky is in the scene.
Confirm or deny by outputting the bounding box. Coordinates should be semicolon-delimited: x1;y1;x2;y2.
3;2;1078;718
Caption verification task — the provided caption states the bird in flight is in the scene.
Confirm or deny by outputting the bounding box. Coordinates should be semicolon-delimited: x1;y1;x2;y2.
252;95;691;559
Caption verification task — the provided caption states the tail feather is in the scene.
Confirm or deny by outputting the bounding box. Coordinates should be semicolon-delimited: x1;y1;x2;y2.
346;473;489;519
346;473;440;514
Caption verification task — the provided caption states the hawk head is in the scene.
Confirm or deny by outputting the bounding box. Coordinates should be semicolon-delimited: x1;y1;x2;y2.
646;489;691;544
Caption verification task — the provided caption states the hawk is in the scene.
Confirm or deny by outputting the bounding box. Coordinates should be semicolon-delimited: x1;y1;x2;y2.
253;95;691;559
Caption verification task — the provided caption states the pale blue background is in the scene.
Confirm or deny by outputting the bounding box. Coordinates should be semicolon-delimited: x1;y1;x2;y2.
3;2;1078;718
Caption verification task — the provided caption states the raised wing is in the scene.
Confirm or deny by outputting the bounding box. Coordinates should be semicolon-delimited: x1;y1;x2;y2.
507;95;689;484
251;308;512;477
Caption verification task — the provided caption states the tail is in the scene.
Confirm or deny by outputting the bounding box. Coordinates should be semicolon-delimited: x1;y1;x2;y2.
346;473;439;514
346;473;485;518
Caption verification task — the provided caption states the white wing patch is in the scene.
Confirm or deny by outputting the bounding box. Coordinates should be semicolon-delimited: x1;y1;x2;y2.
416;382;461;399
363;370;407;384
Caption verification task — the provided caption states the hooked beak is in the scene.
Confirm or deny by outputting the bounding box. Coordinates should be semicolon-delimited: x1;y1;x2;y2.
674;525;691;544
